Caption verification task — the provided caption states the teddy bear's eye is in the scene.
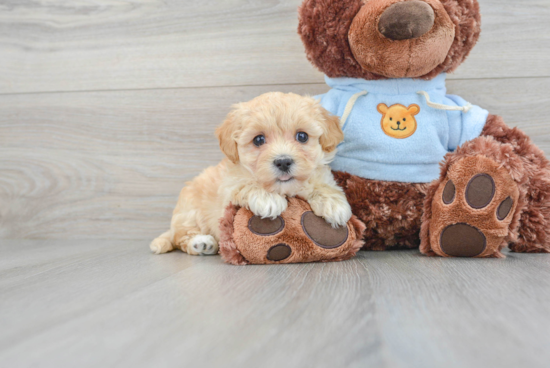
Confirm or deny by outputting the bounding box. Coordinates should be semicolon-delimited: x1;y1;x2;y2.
403;118;406;121
390;117;393;121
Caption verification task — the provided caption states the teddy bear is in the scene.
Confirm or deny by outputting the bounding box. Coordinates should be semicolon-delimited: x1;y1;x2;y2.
297;0;550;257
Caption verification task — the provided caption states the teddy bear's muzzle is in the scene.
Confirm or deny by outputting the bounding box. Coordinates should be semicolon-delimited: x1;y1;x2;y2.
378;0;435;41
348;0;456;78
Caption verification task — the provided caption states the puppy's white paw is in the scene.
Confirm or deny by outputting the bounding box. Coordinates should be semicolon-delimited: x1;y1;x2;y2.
150;237;173;254
310;193;352;228
248;193;288;219
188;235;219;256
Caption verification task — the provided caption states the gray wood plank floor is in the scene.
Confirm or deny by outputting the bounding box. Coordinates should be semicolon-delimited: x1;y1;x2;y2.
1;240;549;368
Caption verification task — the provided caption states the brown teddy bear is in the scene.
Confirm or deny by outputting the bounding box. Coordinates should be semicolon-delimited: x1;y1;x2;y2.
298;0;550;257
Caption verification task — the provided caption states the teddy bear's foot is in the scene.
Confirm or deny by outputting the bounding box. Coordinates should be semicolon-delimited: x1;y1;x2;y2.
425;155;520;258
218;197;366;265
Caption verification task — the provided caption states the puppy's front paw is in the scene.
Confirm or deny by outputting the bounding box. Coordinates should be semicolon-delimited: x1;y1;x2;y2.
248;193;288;219
309;193;352;228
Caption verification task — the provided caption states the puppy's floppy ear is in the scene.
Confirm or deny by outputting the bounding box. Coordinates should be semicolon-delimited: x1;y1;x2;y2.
215;108;240;163
319;107;344;153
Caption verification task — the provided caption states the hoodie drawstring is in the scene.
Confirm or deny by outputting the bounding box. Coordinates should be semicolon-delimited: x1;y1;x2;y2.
341;91;368;127
417;91;472;113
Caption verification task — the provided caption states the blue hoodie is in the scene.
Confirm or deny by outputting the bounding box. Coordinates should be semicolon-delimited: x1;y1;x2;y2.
317;74;488;183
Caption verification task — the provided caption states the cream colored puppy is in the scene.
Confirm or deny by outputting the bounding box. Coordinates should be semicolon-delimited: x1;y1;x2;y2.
150;92;352;256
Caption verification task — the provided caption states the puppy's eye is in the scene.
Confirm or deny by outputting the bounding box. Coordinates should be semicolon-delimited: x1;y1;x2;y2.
296;132;309;143
403;118;406;121
390;117;393;121
253;135;266;147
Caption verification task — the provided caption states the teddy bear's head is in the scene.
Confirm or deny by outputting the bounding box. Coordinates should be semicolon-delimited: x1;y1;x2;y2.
298;0;481;80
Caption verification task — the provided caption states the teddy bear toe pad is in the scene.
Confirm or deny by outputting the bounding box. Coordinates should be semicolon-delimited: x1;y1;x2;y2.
248;216;284;236
442;180;456;204
429;156;519;258
497;197;514;221
219;197;365;265
465;174;495;209
266;244;292;262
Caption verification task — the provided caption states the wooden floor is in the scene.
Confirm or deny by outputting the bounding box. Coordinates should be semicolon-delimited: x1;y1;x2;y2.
1;240;549;368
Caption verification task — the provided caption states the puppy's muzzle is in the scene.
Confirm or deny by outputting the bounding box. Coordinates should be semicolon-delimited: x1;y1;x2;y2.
274;157;294;173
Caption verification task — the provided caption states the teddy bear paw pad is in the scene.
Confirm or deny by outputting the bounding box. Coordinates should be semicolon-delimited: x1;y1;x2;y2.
301;211;349;249
428;156;519;258
440;223;487;257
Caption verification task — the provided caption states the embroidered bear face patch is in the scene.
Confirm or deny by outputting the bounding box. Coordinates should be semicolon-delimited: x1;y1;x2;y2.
377;103;420;139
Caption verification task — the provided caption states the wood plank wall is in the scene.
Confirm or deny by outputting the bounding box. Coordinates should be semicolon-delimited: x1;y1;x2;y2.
1;0;549;240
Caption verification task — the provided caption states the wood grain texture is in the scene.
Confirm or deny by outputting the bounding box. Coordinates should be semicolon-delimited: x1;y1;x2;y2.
0;240;549;368
1;78;549;240
0;0;549;94
0;83;324;240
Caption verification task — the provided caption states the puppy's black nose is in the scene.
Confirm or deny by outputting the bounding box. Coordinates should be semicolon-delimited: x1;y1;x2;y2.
274;158;294;173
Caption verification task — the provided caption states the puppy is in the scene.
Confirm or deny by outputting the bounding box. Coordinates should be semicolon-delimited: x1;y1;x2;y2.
150;92;352;256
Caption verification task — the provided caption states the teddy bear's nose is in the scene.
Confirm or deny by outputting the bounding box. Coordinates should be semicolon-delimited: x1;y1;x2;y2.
378;0;435;41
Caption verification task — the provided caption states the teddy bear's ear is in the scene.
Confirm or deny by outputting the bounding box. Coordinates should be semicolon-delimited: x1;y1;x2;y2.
377;103;389;114
298;0;370;79
407;104;421;116
215;107;241;164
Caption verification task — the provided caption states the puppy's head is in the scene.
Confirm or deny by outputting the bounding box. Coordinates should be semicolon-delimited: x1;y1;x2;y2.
216;92;343;193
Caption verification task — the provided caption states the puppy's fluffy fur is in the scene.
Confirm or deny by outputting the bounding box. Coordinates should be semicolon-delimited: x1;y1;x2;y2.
150;92;352;256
